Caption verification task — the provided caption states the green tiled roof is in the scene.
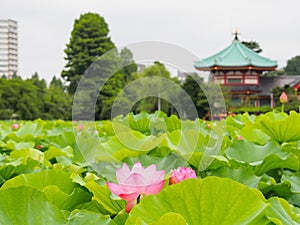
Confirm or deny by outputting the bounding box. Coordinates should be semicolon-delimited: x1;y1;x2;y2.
195;40;277;69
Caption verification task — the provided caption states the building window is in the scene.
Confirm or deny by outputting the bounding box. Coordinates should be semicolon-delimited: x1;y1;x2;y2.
227;78;242;84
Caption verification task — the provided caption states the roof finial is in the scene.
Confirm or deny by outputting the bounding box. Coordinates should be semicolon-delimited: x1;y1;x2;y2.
232;28;240;40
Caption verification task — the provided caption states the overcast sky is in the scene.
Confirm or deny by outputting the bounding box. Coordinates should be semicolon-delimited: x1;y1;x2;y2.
2;0;300;82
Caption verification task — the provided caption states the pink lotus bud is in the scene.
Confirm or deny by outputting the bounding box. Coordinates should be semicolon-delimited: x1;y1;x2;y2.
107;162;165;213
238;135;243;140
169;167;197;185
77;123;84;131
279;92;288;104
36;145;42;149
11;124;19;129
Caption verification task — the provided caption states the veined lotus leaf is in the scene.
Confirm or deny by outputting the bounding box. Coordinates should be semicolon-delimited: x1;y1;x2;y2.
126;177;268;225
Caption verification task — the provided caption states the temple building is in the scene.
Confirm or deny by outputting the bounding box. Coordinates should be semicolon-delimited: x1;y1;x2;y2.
194;30;283;108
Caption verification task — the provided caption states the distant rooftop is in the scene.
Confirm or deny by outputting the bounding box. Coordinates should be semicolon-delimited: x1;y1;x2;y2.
195;31;277;71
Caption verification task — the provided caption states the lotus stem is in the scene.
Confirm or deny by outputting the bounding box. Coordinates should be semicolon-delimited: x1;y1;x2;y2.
281;103;284;113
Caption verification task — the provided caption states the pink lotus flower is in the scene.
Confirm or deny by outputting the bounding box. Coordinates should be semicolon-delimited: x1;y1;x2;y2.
36;144;42;149
11;124;19;129
279;92;288;104
107;162;165;213
169;167;197;185
238;135;243;140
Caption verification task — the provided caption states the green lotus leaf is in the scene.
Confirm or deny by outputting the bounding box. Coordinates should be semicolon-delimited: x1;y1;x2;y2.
226;115;245;129
0;123;14;139
239;127;270;145
115;111;167;135
126;177;268;225
266;197;300;224
99;136;144;162
1;169;92;211
75;131;102;164
127;112;151;134
45;122;72;137
281;172;300;193
67;210;117;225
225;140;299;175
208;167;261;188
44;145;73;165
165;115;181;132
84;180;126;215
110;122;166;152
149;212;187;225
46;130;76;150
166;129;208;156
15;121;43;139
10;148;45;164
5;140;35;151
0;186;66;224
0;156;41;185
112;210;129;225
255;111;300;143
2;169;74;192
201;155;230;170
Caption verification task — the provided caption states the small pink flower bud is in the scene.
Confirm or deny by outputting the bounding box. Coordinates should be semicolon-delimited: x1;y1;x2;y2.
36;145;42;149
77;123;84;131
11;124;19;129
279;92;288;104
169;167;197;185
238;135;243;140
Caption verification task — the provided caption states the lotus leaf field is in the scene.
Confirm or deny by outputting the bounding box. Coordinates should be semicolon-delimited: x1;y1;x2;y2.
1;111;300;224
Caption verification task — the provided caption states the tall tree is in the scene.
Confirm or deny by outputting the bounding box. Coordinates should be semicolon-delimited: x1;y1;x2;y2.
50;76;64;90
182;74;208;118
285;55;300;75
119;48;137;83
61;12;115;94
133;62;173;114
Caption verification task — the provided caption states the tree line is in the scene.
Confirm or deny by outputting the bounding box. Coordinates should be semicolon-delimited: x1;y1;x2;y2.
0;74;71;120
3;12;299;120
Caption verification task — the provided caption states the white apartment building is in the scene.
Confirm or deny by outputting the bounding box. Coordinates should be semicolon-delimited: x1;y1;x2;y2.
0;19;18;79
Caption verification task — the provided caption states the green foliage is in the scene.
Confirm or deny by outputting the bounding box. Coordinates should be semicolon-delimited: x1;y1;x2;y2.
119;48;138;84
126;177;268;225
0;186;67;224
242;41;263;53
271;85;299;112
182;74;231;119
0;75;71;120
285;55;300;75
255;111;300;143
0;112;300;223
182;74;208;118
61;12;116;94
50;76;64;90
263;68;286;77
